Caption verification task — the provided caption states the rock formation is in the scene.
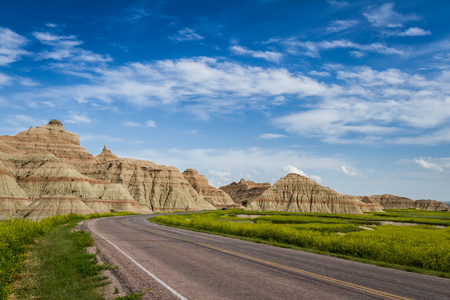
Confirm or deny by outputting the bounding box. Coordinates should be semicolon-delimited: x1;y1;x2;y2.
414;199;449;211
182;168;241;208
77;159;215;212
0;167;33;218
1;119;447;218
247;173;383;213
0;119;94;163
16;195;95;220
220;178;271;206
359;194;416;209
358;194;449;211
0;119;215;219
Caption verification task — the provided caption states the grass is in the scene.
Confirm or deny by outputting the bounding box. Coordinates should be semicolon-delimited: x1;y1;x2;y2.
0;212;140;300
12;221;107;299
150;209;450;278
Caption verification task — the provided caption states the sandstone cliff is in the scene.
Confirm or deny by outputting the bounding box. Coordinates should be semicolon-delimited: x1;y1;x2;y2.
0;119;94;163
76;159;215;212
0;120;219;218
414;199;449;211
182;168;242;208
247;173;383;213
359;194;416;209
358;194;449;211
220;178;271;206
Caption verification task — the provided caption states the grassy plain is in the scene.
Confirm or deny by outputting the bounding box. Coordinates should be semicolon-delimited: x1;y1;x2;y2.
0;212;138;299
150;209;450;277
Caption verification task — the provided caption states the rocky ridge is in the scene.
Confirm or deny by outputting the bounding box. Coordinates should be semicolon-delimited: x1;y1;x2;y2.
219;178;272;206
0;120;215;219
182;168;242;208
359;194;449;211
247;173;383;213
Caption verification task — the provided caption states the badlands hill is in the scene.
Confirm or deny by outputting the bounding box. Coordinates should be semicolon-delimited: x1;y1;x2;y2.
221;175;449;212
1;120;448;219
0;120;217;219
245;173;383;213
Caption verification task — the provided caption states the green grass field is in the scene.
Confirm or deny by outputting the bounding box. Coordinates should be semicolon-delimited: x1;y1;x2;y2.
150;209;450;277
0;212;139;299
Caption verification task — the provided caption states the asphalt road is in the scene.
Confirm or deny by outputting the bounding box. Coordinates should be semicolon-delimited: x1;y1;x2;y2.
84;214;450;300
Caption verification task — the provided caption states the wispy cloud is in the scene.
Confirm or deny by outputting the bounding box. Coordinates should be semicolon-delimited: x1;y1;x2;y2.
259;133;286;139
0;27;30;65
32;31;111;63
398;27;431;37
229;45;283;62
17;56;329;119
282;164;322;183
132;147;345;186
412;157;450;173
170;28;204;41
65;113;93;124
364;3;419;28
280;39;403;58
341;165;364;177
327;19;358;32
275;66;450;145
123;120;157;127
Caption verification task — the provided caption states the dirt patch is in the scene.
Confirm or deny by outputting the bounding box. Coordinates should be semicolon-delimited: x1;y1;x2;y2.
235;214;268;218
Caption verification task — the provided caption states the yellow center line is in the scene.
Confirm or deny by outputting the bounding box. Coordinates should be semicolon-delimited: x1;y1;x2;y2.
120;219;410;300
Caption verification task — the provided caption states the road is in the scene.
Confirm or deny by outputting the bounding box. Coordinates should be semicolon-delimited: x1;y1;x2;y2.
83;214;450;300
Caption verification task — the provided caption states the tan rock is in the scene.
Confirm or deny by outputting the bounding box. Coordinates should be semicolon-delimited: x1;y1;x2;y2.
414;199;449;211
87;181;152;214
0;168;32;219
182;168;242;208
0;119;94;163
360;194;415;209
95;146;119;161
16;195;95;220
248;173;383;213
220;178;271;206
77;159;215;212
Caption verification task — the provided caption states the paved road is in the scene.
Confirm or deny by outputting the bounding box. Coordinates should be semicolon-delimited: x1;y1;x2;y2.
84;214;450;300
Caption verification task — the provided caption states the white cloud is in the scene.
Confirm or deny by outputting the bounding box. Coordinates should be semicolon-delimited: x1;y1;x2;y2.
327;20;358;32
123;121;141;127
310;175;323;183
65;113;92;124
309;71;330;77
412;157;450;173
0;73;12;86
282;164;323;183
17;57;329;119
208;169;232;187
282;39;403;58
145;120;156;127
398;27;431;37
259;133;286;139
283;164;308;176
276;66;450;145
0;27;29;65
364;3;419;28
229;45;283;63
170;28;204;41
32;31;111;63
131;147;346;186
123;120;156;128
341;165;362;177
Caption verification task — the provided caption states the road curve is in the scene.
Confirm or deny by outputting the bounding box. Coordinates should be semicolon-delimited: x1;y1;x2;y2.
83;214;450;300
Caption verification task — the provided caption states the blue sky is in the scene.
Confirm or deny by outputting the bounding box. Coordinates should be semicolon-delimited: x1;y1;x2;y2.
1;0;450;201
